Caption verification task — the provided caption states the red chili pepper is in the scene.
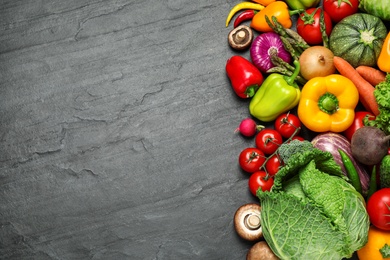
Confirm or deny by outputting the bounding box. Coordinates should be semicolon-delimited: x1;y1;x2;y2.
234;10;258;28
226;56;264;99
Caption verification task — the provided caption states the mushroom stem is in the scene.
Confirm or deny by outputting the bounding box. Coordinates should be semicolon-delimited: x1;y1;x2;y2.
235;30;247;43
245;213;261;230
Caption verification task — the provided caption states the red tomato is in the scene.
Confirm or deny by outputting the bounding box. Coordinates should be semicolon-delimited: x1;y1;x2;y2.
343;111;375;142
239;147;266;173
291;136;305;141
255;129;283;155
297;8;333;45
366;188;390;231
323;0;359;23
274;113;301;139
248;171;274;196
265;155;282;176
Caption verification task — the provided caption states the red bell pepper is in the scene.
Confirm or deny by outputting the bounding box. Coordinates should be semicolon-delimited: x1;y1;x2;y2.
226;55;263;99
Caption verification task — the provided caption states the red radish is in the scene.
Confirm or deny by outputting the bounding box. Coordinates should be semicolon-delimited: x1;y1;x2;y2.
235;118;264;137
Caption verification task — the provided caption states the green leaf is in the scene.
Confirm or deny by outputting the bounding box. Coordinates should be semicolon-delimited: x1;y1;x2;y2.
380;243;390;258
258;191;347;260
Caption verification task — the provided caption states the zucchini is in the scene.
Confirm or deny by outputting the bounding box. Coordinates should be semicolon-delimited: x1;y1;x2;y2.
329;13;387;68
359;0;390;21
380;155;390;188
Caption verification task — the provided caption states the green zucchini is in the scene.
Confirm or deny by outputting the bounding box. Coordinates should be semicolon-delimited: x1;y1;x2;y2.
380;154;390;188
329;13;387;68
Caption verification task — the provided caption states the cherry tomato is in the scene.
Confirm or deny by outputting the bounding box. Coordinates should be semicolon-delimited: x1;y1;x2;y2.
255;129;283;155
274;113;301;139
297;8;333;45
265;155;282;176
248;171;274;196
323;0;359;23
239;147;266;173
366;188;390;231
343;111;375;142
291;135;305;141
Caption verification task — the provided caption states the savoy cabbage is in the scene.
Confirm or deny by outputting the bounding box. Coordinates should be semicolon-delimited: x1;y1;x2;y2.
257;147;369;260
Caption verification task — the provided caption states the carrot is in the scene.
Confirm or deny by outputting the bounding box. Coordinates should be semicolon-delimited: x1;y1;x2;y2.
333;56;379;116
356;65;386;86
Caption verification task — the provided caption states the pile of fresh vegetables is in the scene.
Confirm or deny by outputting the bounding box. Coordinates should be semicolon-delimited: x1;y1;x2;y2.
225;0;390;259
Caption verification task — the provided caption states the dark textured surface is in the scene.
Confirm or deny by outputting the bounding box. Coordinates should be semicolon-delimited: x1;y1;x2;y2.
0;1;259;259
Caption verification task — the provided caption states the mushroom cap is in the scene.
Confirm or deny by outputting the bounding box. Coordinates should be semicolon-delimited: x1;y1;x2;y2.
228;25;253;51
246;241;279;260
234;203;262;241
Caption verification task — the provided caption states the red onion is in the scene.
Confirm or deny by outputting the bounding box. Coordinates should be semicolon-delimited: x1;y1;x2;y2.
250;32;291;73
311;132;370;194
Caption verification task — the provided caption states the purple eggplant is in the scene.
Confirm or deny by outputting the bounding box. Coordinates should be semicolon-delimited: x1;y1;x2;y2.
312;132;370;194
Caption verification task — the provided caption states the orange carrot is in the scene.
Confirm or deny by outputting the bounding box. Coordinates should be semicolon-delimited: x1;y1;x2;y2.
356;65;386;86
333;56;379;116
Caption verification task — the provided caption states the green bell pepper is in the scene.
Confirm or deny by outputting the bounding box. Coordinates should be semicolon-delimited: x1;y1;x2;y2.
249;60;301;122
284;0;320;10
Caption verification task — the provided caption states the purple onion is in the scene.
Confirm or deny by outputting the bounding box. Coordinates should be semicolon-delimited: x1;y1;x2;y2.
250;32;291;73
311;132;370;194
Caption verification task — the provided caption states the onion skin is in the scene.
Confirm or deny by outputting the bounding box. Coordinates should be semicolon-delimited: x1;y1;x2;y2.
299;46;336;80
312;132;370;194
250;32;291;73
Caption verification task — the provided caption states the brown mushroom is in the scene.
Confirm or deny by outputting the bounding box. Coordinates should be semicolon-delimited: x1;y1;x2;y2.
228;25;253;51
234;203;262;241
246;241;279;260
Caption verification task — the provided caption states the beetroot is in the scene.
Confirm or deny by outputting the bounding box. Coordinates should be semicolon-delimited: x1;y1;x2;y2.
351;126;390;166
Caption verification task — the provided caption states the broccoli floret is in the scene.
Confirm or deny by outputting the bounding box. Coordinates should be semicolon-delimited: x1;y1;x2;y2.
277;140;315;164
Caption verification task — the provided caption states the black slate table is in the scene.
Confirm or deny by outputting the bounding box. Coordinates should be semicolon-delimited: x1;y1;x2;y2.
0;1;361;259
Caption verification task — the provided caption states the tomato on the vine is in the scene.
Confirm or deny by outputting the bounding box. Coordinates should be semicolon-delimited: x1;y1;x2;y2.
274;113;301;139
366;188;390;231
255;129;283;155
323;0;359;23
265;155;282;176
248;171;274;196
239;147;266;173
343;111;375;142
296;8;333;45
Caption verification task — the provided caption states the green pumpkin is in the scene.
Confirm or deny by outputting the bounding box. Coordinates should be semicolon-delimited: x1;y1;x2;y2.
329;13;387;68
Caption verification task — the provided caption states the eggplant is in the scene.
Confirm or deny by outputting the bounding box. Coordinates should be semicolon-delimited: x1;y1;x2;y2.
311;132;370;194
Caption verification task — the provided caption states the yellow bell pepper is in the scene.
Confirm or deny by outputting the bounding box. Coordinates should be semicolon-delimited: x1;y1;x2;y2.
297;74;359;133
357;225;390;260
250;1;301;32
378;31;390;73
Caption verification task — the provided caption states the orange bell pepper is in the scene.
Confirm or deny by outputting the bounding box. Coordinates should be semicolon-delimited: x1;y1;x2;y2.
250;1;301;32
378;31;390;73
251;0;276;6
357;225;390;260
